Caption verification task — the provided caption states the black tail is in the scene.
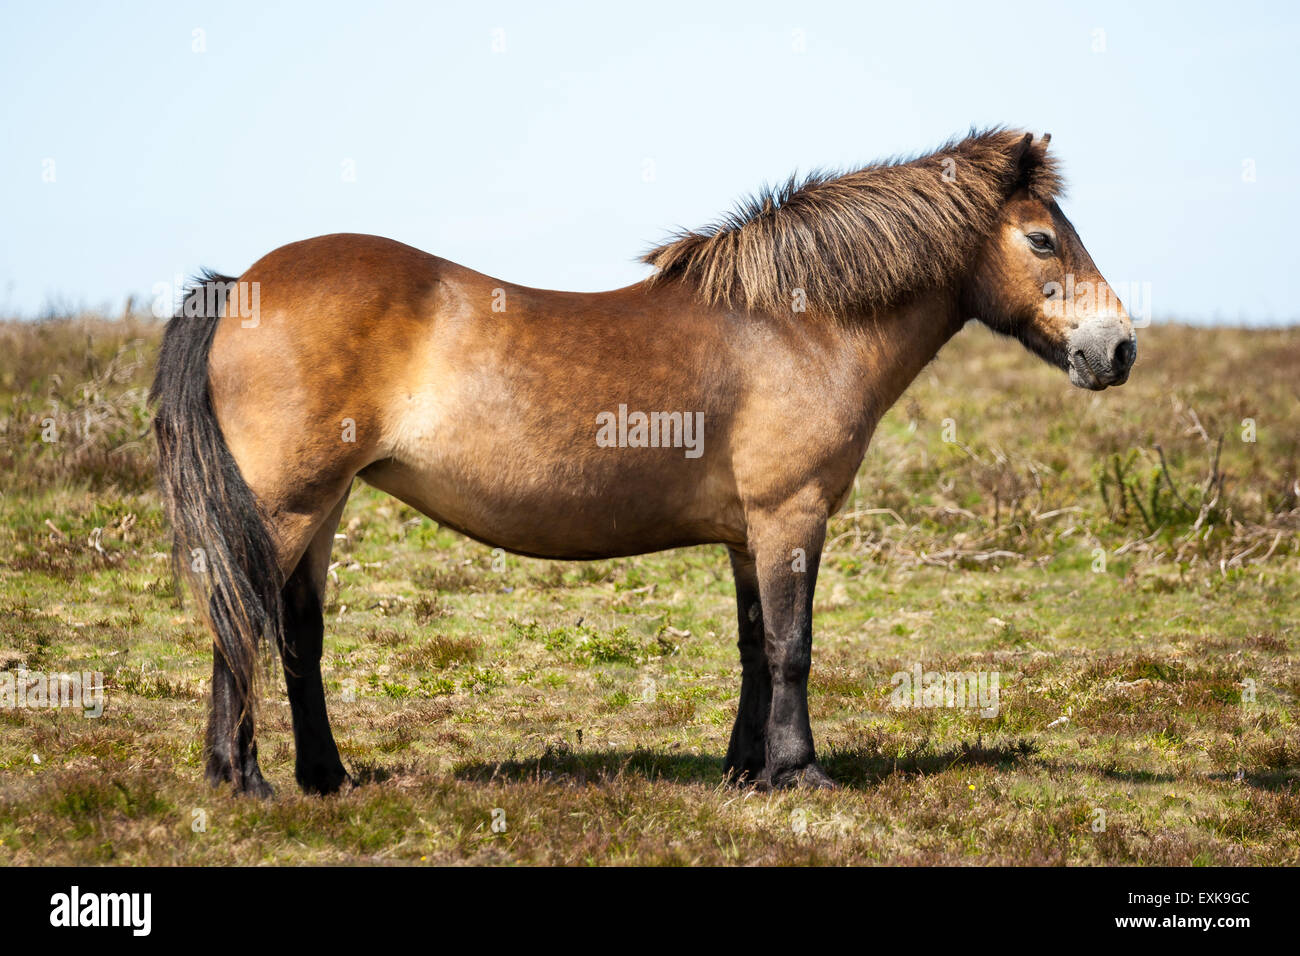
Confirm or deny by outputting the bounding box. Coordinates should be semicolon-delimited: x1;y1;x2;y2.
150;271;282;732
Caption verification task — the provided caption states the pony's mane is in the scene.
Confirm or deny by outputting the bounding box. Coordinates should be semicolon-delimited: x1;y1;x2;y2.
641;127;1063;318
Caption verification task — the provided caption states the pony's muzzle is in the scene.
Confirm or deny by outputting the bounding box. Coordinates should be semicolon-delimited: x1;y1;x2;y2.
1067;321;1136;390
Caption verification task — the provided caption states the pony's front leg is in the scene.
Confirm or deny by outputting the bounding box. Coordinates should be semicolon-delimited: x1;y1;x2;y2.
724;547;770;783
750;506;835;789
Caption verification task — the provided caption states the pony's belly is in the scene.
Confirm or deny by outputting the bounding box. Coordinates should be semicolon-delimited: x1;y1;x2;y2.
358;455;739;560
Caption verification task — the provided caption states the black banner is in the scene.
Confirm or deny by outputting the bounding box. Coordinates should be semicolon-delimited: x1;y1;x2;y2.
0;865;1274;942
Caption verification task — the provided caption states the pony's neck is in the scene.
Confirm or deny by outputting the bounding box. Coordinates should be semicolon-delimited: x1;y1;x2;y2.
847;288;966;426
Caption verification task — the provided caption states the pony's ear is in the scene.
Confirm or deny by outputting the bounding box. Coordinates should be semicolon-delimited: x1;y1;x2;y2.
1010;131;1062;199
1010;132;1036;182
1013;132;1034;160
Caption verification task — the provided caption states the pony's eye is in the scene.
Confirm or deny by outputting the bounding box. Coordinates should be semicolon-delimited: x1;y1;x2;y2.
1026;232;1054;252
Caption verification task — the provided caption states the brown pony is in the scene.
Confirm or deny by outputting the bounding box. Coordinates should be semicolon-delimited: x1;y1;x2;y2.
151;128;1135;795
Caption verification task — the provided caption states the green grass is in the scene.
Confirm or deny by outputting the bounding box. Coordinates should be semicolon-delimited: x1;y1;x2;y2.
0;313;1296;864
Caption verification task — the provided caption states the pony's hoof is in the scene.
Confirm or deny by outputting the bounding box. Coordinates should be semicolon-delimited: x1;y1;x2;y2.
765;762;836;790
242;776;276;799
220;772;275;799
206;761;276;798
298;765;353;796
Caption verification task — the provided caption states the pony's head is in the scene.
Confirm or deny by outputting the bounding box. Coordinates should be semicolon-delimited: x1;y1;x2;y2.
961;133;1136;390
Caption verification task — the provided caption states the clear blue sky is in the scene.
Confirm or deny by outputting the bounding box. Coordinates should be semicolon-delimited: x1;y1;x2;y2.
1;0;1296;323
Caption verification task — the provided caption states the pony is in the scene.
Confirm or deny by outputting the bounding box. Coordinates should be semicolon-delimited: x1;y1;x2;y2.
151;128;1135;794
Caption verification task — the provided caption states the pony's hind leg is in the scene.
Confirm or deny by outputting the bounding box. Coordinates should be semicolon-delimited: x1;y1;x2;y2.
206;625;273;798
278;487;352;795
202;481;355;798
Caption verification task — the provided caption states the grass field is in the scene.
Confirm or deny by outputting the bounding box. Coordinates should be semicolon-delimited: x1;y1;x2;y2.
0;314;1297;865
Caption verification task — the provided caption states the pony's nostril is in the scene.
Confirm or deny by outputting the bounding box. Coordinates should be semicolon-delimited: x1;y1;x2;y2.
1113;339;1135;370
